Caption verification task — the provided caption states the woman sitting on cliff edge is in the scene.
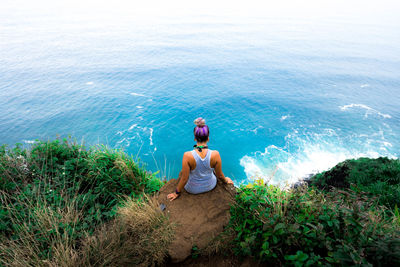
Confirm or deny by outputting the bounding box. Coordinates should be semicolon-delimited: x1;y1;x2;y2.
167;117;233;201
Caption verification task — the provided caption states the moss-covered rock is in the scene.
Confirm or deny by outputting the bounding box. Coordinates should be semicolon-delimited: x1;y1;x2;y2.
310;157;400;209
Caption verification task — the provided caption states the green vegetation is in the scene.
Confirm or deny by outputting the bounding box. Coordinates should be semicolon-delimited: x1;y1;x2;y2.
0;138;169;266
228;183;400;266
311;157;400;209
76;197;174;266
191;245;200;259
226;157;400;266
1;138;400;266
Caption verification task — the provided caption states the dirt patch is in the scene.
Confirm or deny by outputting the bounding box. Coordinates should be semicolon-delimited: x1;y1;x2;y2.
155;179;236;263
165;254;267;267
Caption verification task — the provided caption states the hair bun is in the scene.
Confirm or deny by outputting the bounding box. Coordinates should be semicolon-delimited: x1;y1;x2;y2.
194;117;206;127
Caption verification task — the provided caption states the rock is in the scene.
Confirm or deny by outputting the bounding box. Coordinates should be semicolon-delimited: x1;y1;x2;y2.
155;179;236;263
292;173;314;189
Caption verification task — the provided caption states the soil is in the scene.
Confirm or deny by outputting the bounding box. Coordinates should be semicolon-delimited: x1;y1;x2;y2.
165;254;267;267
155;178;236;263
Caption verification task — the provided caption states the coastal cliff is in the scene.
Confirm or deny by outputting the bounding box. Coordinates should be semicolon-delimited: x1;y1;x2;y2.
1;138;399;266
156;178;235;262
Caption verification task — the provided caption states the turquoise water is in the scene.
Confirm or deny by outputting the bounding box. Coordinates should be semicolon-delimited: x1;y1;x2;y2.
1;1;399;185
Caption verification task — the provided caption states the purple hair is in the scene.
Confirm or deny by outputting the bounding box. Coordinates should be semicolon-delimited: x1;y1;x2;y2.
193;117;209;142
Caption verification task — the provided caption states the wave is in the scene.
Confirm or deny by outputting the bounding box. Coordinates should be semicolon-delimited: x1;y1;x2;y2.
280;115;290;121
339;103;391;119
149;128;154;146
115;124;155;148
23;140;36;144
128;124;138;131
230;125;264;134
130;92;146;97
240;127;397;187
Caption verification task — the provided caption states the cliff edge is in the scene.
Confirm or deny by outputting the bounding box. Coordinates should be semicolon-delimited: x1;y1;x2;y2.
155;178;236;263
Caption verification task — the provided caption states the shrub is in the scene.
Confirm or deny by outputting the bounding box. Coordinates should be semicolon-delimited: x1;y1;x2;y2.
75;196;174;267
229;183;400;265
0;143;30;193
0;138;164;265
311;157;400;209
0;197;80;266
0;196;173;267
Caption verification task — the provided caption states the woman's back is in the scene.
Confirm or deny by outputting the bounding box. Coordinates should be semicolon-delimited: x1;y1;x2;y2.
184;149;217;194
166;117;233;201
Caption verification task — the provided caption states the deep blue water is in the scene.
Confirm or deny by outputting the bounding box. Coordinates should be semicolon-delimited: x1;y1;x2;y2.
1;2;400;185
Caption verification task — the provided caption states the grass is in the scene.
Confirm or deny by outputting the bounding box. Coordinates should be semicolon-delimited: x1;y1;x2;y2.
226;158;400;265
1;138;400;266
74;196;174;267
0;137;168;266
227;182;400;266
0;195;174;267
0;197;81;266
310;157;400;209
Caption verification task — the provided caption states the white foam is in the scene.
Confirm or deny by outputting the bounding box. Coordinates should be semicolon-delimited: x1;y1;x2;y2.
136;106;143;109
117;138;126;144
149;128;154;146
240;156;270;182
128;124;137;131
130;92;146;97
86;81;94;85
360;84;370;88
23;140;36;144
383;141;393;147
240;127;397;188
241;145;390;187
280;115;290;121
251;126;263;134
232;126;264;133
339;103;391;119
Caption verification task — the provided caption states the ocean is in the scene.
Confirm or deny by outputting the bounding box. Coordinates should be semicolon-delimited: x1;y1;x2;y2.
1;0;399;185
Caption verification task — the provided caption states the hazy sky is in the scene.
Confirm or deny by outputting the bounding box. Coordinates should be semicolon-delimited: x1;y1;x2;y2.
2;0;399;24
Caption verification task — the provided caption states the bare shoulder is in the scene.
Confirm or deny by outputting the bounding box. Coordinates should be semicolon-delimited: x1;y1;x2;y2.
211;150;221;161
210;150;221;169
211;150;220;156
183;151;194;160
184;151;193;156
183;151;196;169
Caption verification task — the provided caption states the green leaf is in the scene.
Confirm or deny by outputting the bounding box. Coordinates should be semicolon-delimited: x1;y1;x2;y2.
273;223;285;232
284;254;297;261
297;252;309;262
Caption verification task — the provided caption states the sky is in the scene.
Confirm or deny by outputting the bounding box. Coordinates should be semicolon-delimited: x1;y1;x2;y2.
2;0;400;23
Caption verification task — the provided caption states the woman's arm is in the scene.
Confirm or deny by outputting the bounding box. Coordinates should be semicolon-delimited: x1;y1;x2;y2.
213;151;233;184
167;152;191;201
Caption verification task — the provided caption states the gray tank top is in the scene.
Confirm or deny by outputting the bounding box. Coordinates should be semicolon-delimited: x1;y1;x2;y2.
184;149;217;194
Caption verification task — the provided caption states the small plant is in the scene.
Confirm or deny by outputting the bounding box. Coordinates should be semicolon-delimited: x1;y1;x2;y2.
228;182;400;265
394;205;400;226
0;137;164;265
311;157;400;210
284;250;322;267
191;245;200;259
